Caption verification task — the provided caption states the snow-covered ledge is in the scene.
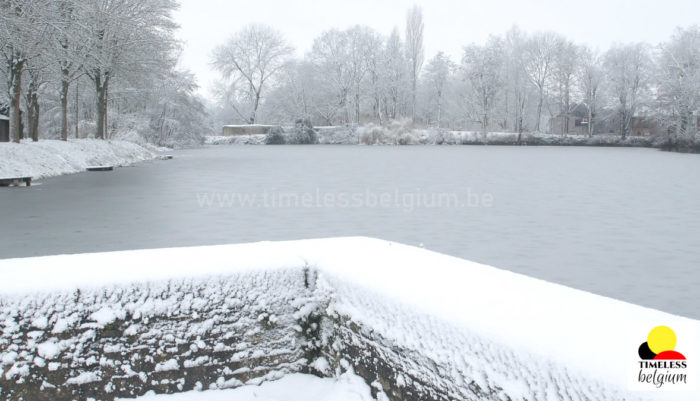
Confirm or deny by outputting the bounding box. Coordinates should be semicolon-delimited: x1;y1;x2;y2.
0;238;696;401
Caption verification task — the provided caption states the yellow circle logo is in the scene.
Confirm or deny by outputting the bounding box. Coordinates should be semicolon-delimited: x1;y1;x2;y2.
647;326;677;355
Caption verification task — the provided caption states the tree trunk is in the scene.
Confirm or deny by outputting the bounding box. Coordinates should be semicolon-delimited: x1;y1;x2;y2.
75;80;80;138
563;82;570;135
104;83;109;138
61;72;70;141
354;85;360;125
251;91;261;124
535;87;544;132
411;77;417;124
30;93;39;142
9;57;25;143
26;94;35;141
95;75;106;140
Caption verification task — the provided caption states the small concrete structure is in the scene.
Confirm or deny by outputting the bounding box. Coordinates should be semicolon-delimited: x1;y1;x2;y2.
0;115;9;142
0;176;31;187
222;124;281;136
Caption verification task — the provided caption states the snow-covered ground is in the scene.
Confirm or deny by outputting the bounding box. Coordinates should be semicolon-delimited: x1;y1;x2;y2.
0;237;697;400
118;373;376;401
0;139;157;179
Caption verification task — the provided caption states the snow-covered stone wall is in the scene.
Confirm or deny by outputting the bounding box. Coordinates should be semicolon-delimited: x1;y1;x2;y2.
0;238;697;401
0;269;320;400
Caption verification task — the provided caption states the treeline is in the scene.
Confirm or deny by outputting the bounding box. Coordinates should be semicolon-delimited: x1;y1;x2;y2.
211;7;700;150
0;0;207;147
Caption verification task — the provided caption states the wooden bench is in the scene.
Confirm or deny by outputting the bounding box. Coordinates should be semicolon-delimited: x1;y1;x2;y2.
0;176;32;187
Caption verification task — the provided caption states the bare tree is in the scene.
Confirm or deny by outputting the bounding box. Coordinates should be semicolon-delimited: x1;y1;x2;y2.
604;43;650;138
462;37;505;133
405;5;424;124
577;46;604;137
51;0;91;141
504;26;530;139
524;32;560;132
553;40;579;134
311;29;355;124
83;0;179;139
0;0;51;142
423;52;454;128
383;28;406;120
212;24;293;124
346;26;375;124
657;26;700;145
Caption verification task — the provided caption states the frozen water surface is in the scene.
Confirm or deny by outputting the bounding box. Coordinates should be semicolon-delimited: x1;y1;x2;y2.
0;145;698;318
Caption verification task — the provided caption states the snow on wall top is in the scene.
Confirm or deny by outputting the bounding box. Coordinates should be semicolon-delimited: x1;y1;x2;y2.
0;237;697;400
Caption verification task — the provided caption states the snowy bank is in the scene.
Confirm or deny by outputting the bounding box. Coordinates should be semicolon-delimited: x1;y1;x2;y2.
205;126;657;147
0;139;157;180
0;238;697;401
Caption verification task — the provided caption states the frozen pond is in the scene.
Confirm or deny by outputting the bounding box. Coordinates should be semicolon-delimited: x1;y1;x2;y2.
1;145;698;318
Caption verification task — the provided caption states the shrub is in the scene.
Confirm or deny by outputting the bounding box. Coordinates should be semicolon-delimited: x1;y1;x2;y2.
290;118;318;144
265;126;286;144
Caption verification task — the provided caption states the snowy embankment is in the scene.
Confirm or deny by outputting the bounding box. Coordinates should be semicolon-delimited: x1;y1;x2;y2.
205;125;656;147
0;238;697;401
0;139;157;179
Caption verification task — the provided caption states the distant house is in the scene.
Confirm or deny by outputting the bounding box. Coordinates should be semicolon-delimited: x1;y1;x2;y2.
0;115;9;142
629;117;660;136
548;115;589;136
547;103;592;135
222;124;281;136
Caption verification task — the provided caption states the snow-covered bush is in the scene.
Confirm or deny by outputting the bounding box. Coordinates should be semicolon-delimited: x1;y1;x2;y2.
287;119;318;144
264;126;286;144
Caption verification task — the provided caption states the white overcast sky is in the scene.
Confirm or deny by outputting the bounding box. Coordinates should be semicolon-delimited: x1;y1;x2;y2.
173;0;700;99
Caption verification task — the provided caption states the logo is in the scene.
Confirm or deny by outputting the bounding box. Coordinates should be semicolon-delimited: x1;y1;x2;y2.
638;326;686;361
634;325;691;390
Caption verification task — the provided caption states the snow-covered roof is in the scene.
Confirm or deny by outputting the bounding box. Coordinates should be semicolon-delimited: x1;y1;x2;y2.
0;237;696;400
0;115;9;121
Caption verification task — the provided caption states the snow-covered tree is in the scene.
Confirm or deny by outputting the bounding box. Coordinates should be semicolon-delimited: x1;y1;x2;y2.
524;32;560;132
504;26;531;136
657;26;700;143
0;0;51;142
211;24;293;124
423;52;454;128
577;46;604;136
310;29;355;124
383;28;406;121
552;40;579;134
604;43;651;138
462;37;505;132
405;5;424;124
49;0;91;141
82;0;179;139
